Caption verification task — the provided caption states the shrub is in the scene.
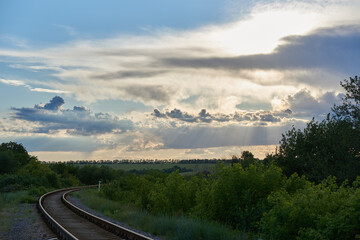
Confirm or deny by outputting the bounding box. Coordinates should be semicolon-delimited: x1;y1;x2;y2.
260;177;360;240
196;163;285;231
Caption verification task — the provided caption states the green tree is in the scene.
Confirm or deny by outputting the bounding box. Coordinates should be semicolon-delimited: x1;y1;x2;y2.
240;151;257;168
231;151;257;168
18;158;60;188
275;76;360;183
0;141;28;155
275;117;360;183
332;75;360;126
0;151;18;174
0;142;31;174
198;163;285;231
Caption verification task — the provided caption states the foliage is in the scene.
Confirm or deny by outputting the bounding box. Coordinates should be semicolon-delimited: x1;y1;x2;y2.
0;142;82;192
0;141;28;155
0;191;28;211
147;171;202;215
0;140;127;193
18;158;61;188
76;165;118;184
231;151;258;168
196;163;285;231
100;162;286;233
273;76;360;183
0;142;31;174
261;177;360;240
75;189;252;240
332;75;360;126
274;117;360;183
2;74;360;240
73;162;217;175
96;158;359;239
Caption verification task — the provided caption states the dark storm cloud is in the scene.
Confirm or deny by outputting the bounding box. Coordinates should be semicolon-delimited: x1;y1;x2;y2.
166;109;198;122
161;26;360;73
41;96;65;110
73;106;87;112
152;108;281;123
123;85;175;103
153;109;166;118
11;96;133;136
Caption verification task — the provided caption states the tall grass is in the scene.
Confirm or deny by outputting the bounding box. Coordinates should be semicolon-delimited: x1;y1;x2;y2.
73;189;255;240
0;187;49;234
0;186;48;211
0;191;28;211
0;191;28;233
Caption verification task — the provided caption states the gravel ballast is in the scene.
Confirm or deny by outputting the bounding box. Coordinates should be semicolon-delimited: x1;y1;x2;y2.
0;203;57;240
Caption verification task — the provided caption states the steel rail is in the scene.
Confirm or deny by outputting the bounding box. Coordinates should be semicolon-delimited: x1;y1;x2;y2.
38;186;154;240
38;187;80;240
62;189;153;240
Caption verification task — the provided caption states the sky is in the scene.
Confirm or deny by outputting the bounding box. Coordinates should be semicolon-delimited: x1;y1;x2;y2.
0;0;359;161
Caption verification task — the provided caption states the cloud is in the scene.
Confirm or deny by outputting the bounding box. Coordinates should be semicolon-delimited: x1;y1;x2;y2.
0;1;359;110
165;108;199;123
10;96;134;136
185;149;208;155
153;109;166;118
42;96;65;111
0;0;358;162
275;89;343;118
0;35;29;48
0;78;69;94
122;85;176;104
4;0;359;161
161;25;360;74
14;136;102;152
53;24;77;37
93;70;166;80
152;108;282;124
155;123;301;149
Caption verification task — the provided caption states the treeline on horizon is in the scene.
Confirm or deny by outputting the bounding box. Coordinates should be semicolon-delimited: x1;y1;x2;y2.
1;76;360;239
48;158;238;165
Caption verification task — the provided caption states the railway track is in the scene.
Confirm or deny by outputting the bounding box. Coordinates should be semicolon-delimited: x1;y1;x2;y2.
38;187;153;240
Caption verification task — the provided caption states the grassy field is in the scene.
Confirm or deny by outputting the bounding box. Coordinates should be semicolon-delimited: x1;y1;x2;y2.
75;162;218;174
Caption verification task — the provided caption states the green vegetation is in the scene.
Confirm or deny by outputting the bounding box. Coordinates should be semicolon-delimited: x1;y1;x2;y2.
270;76;360;183
73;76;360;239
1;76;360;239
0;142;33;174
273;116;360;183
74;189;251;240
261;177;360;240
74;162;215;175
77;164;360;239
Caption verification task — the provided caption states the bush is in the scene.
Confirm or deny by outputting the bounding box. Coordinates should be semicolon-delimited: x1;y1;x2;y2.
197;163;285;231
260;177;360;240
275;118;360;183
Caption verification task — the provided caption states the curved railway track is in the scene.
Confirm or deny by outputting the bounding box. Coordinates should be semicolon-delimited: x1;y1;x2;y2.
38;187;153;240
